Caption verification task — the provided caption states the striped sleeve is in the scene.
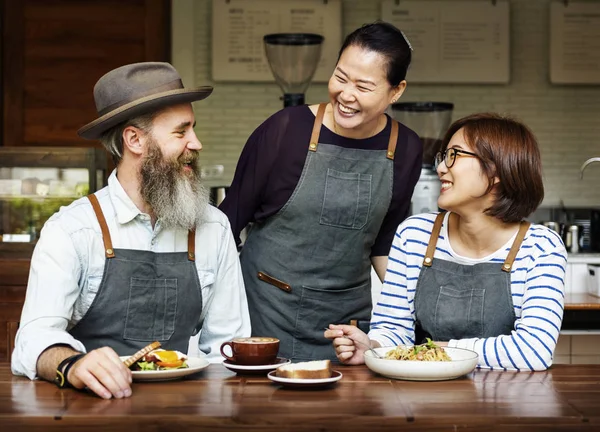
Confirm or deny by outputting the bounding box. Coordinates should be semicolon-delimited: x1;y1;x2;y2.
450;227;567;371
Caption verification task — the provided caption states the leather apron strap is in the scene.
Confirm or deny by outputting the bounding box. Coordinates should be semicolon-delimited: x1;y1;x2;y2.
309;103;399;160
309;103;327;152
422;212;446;267
87;194;196;261
422;211;531;272
88;194;115;258
501;221;531;272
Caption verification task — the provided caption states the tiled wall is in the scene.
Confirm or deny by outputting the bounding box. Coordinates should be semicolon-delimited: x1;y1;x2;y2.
555;335;600;365
173;0;600;205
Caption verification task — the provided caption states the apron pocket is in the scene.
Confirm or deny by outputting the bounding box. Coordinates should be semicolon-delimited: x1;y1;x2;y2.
293;282;372;357
320;168;372;230
123;277;178;342
434;285;484;340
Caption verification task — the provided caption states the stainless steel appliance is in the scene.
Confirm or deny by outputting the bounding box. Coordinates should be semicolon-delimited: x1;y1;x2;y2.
390;102;454;214
263;33;324;107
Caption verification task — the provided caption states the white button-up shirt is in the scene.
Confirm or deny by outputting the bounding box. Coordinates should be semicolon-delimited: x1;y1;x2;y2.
12;171;251;379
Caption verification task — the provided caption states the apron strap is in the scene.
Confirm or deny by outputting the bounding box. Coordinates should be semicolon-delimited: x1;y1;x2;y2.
501;221;531;272
387;120;399;160
188;229;196;261
309;103;327;152
423;212;447;267
87;194;115;258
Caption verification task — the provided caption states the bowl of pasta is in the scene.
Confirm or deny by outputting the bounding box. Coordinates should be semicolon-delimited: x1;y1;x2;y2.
364;339;478;381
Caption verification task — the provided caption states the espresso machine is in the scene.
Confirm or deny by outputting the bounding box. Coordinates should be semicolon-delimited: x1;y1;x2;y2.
263;33;324;107
390;102;454;215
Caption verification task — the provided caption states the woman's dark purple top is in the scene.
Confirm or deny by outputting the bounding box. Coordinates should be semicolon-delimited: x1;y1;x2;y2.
219;105;423;256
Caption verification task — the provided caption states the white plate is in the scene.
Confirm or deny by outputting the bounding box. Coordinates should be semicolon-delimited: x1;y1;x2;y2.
364;346;478;381
222;357;291;374
267;370;342;388
120;356;210;381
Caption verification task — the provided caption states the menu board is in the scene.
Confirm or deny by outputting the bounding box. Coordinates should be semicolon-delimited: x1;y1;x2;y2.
381;0;510;84
550;1;600;84
212;0;341;82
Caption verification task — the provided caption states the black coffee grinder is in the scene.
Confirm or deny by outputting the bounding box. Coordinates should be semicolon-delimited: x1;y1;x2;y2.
263;33;324;107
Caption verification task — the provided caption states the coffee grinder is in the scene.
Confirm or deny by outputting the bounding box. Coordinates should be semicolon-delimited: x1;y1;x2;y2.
263;33;324;107
390;102;454;214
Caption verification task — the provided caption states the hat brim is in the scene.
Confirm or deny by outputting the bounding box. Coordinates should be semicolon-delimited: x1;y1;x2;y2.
77;86;213;140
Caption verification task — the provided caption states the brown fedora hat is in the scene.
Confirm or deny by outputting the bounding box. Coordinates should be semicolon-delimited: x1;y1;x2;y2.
78;62;213;140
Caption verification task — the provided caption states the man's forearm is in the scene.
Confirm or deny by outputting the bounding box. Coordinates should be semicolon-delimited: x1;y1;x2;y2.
36;345;81;382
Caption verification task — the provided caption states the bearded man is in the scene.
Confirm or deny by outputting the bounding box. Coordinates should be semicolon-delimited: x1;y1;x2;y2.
11;62;250;399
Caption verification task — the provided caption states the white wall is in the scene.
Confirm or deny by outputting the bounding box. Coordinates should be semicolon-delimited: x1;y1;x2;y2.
173;0;600;206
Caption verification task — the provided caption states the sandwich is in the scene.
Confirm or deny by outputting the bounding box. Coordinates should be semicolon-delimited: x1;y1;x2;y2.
123;341;189;371
134;349;189;371
275;360;331;379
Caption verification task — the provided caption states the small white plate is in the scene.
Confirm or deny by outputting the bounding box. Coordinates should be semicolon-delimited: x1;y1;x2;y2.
267;370;343;389
120;356;210;381
364;346;478;381
222;357;291;375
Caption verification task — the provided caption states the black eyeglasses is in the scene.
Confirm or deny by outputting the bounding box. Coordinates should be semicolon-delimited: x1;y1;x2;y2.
434;148;479;169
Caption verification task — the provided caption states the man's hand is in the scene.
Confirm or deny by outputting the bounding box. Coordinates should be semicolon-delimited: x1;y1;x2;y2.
67;347;133;399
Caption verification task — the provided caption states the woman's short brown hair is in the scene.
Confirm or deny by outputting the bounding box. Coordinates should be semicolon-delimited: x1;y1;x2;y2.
441;112;544;222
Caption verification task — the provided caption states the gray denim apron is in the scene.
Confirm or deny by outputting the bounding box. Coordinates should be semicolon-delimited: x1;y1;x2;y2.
414;212;530;342
240;103;398;361
68;194;203;355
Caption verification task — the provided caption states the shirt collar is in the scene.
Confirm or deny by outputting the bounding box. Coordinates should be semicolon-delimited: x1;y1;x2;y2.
107;170;144;225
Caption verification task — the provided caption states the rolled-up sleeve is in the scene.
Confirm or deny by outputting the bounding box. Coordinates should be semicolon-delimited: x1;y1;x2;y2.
197;219;251;362
11;220;86;379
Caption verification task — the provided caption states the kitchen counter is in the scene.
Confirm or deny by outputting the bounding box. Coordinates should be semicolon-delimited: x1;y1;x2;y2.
1;362;600;431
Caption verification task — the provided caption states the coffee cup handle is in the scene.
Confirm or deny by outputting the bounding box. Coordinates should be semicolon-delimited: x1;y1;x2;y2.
220;341;236;362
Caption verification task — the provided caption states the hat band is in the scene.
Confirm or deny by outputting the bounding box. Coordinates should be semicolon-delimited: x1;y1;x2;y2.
97;79;184;116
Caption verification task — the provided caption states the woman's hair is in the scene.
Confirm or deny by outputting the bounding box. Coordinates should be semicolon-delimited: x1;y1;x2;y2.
338;21;412;87
99;112;157;165
441;112;544;222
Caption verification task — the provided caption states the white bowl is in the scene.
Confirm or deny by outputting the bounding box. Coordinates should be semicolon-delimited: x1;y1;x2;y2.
364;346;478;381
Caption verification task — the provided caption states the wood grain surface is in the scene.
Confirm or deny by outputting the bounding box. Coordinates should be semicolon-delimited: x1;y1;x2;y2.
0;363;599;431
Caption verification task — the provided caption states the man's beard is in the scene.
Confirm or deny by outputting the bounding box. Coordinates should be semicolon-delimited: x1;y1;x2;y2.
139;137;209;230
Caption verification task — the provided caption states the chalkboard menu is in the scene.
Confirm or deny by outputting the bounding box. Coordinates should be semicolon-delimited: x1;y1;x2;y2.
211;0;341;82
381;0;510;84
550;1;600;84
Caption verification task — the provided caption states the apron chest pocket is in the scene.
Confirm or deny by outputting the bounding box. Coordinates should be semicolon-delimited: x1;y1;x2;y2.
320;168;372;230
123;277;178;342
434;286;485;340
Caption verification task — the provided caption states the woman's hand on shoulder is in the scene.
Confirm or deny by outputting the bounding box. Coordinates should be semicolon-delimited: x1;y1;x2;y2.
324;324;372;365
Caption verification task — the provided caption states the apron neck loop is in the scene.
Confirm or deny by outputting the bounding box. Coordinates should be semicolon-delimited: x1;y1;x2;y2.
187;229;196;261
423;212;446;267
309;103;327;152
87;194;115;258
501;221;531;272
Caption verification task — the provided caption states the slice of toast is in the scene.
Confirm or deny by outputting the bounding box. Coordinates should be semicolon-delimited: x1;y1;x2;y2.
276;360;331;379
122;341;161;368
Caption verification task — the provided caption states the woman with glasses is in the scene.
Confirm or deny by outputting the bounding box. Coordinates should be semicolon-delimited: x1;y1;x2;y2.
326;112;567;371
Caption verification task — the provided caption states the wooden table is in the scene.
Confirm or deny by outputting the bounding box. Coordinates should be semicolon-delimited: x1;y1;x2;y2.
1;363;599;431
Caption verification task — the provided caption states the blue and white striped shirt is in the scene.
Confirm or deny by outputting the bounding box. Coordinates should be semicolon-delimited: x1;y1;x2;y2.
369;212;567;371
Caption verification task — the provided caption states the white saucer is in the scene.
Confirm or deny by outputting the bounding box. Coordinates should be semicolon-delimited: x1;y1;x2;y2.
267;370;343;388
222;357;291;374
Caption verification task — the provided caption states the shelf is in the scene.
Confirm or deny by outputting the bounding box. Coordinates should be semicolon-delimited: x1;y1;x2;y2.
564;293;600;310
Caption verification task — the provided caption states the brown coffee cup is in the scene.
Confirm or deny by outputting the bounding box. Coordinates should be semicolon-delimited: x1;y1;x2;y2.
220;337;280;365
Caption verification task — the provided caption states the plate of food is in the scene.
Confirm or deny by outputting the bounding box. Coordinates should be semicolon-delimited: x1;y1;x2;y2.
121;342;209;381
267;360;342;389
364;339;478;381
